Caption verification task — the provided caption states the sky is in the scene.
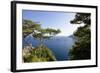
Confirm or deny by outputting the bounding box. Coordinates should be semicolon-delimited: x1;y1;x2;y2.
22;10;85;36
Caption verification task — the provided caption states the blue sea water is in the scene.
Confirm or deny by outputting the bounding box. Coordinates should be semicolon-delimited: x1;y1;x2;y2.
23;35;75;61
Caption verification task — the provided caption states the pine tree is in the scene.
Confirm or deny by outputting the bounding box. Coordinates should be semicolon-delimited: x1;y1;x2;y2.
70;13;91;60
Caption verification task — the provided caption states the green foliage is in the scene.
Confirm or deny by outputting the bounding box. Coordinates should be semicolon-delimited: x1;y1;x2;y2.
69;13;91;60
23;19;41;38
23;44;56;62
33;28;61;44
70;13;91;25
23;19;61;44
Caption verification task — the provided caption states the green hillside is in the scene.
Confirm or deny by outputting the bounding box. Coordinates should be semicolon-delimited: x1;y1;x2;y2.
23;44;56;62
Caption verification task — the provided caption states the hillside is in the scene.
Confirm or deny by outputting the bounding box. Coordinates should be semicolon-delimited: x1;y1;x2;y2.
23;44;57;62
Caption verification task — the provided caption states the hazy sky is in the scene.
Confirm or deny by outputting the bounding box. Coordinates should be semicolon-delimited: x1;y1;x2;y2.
22;10;84;36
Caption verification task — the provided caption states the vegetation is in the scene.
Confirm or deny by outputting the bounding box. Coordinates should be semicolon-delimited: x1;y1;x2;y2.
32;28;61;44
22;19;61;62
23;19;61;44
69;13;91;60
23;44;56;62
23;20;41;38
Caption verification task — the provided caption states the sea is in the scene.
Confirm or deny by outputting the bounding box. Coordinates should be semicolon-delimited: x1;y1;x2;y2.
23;35;75;61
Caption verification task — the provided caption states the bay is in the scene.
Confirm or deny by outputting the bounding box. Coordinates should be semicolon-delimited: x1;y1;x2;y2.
23;35;75;61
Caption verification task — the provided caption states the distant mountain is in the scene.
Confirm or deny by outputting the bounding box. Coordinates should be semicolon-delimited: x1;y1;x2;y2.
67;35;77;40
